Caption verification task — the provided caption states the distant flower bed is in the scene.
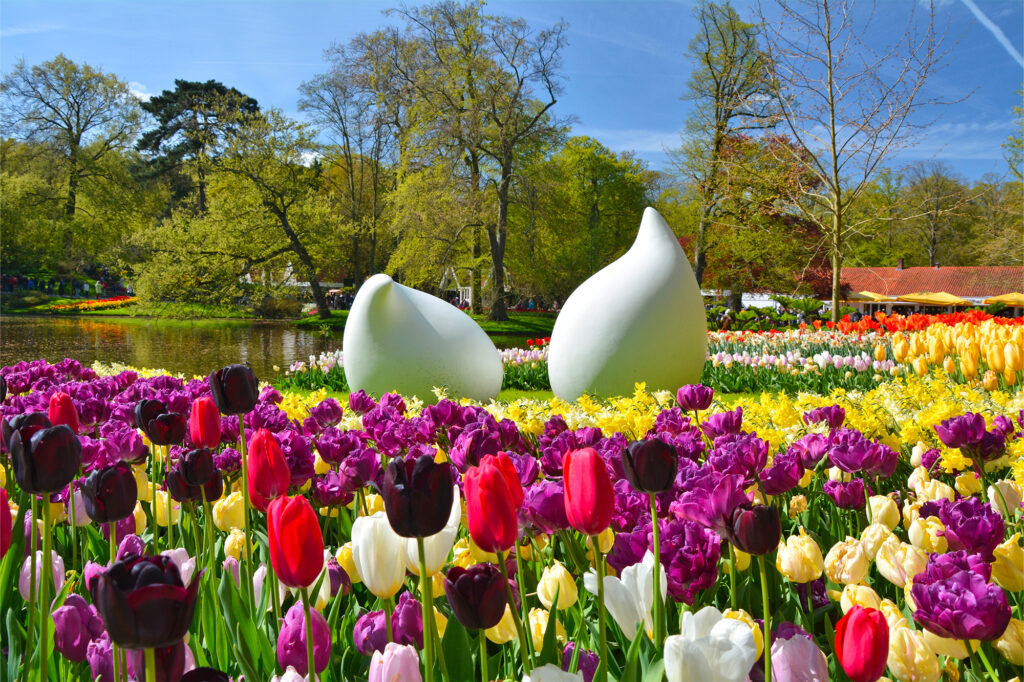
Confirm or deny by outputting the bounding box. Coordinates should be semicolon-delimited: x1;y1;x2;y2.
47;295;136;312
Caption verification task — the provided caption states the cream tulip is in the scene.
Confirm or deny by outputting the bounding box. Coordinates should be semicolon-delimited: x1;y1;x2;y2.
868;495;900;530
908;516;947;554
989;480;1022;520
840;584;882;614
824;537;870;585
860;523;896;560
351;511;406;599
887;625;941;682
875;536;928;588
538;560;578;610
776;528;824;583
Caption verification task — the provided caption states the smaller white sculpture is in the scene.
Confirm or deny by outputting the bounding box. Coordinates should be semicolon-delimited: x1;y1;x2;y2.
342;274;503;401
547;207;708;400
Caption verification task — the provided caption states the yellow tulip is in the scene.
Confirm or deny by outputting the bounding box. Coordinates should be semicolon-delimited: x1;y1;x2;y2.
908;516;947;554
788;494;808;518
1004;368;1017;387
1005;342;1022;373
153;490;180;527
433;607;448;639
875;536;927;588
733;547;751;572
942;355;956;375
840;584;881;614
917;479;955;503
212;491;245;531
912;356;929;377
874;344;888;362
336;543;361;585
776;528;823;583
887;626;942;682
995;618;1024;667
313;453;331;475
528;608;566;650
983;370;1000;391
928;336;945;364
824;537;870;585
224;528;251;560
537;561;578;610
859;523;895;560
922;630;977;660
868;495;900;530
133;465;151;502
987;346;1005;373
961;353;978;379
879;598;910;632
485;605;517;644
723;609;763;660
797;468;814;488
585;527;615;556
992;533;1024;593
132;502;147;534
954;472;982;497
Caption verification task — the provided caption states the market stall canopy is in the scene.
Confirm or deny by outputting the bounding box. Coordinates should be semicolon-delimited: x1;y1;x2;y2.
983;292;1024;306
896;291;969;306
846;290;893;302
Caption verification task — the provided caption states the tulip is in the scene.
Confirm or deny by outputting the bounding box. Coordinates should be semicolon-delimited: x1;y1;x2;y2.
11;424;81;494
369;642;423;682
729;504;781;556
444;563;508;630
135;400;186;446
181;447;215;485
182;668;230;682
152;490;181;527
989;479;1022;519
128;640;186;682
824;537;870;585
351;512;406;599
213;490;245;531
403;487;461;576
911;566;1011;642
868;495;900;530
835;606;889;682
776;528;823;584
788;494;808;518
908;516;947;554
485;605;518;644
48;391;80;433
277;601;331;675
465;453;522;553
268;495;324;589
995;618;1024;667
993;533;1024;592
621;439;677;493
887;626;941;682
19;549;65;601
770;632;829;682
538;560;578;610
2;411;51;451
52;594;104;662
676;384;714;412
563;448;613;537
382;454;454;538
311;398;344;428
82;461;138;524
248;429;291;512
525;664;585;682
876;536;928;588
271;666;309;682
89;554;202;649
188;397;222;449
664;606;758;682
583;550;666;642
209;364;259;415
529;608;567;651
860;523;894;559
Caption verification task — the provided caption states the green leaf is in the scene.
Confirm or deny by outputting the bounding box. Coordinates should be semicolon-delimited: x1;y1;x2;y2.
440;617;474;682
618;630;646;682
642;659;665;682
5;609;25;682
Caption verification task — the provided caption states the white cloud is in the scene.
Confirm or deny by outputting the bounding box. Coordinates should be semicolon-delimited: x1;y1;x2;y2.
573;126;680;153
959;0;1024;68
0;23;64;38
128;81;153;102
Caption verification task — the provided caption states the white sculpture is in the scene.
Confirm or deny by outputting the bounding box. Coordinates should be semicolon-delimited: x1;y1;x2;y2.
342;274;503;401
547;207;708;400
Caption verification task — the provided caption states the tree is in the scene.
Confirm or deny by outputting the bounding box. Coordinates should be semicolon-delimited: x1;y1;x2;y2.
136;79;259;214
757;0;945;320
672;1;776;285
1004;90;1023;181
902;162;973;266
1;54;140;229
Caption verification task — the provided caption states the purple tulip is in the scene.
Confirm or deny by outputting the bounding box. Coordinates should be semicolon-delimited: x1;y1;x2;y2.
656;517;722;604
911;568;1011;641
348;390;377;415
760;451;803;495
213;447;241;474
676;384;714;412
391;591;425;649
562;642;599;682
701;407;743;440
916;550;992;582
521;480;570;534
828;429;897;478
934;413;986;450
277;602;331;675
670;470;748;540
259;385;283;405
803;405;845;431
311;398;344;428
823;478;867;509
706;432;768;483
53;594;105;662
117;534;146;560
326;557;350;597
788;433;828;469
771;629;829;681
312;471;352;508
932;496;1004;561
353;609;388;656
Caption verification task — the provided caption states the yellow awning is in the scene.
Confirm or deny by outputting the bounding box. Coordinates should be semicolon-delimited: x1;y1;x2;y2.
846;290;892;302
983;292;1024;306
896;291;969;306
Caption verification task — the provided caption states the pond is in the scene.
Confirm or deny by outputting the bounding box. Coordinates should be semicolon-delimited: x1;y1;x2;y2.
1;315;528;380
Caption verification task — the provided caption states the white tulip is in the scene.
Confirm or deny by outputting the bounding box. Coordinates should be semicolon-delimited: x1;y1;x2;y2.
665;606;757;682
989;480;1022;519
19;550;65;602
352;511;406;599
404;486;461;576
583;550;666;641
160;548;196;587
523;663;584;682
253;563;288;613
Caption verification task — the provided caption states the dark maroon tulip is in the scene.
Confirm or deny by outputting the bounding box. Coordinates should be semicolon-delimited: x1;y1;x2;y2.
11;424;81;494
209;364;259;416
181;448;215;486
134;399;166;432
89;554;202;649
151;414;186;446
82;462;138;524
129;640;186;682
382;454;454;538
166;467;223;504
444;563;508;630
0;374;6;404
181;668;230;682
729;504;781;556
622;439;678;493
2;411;51;450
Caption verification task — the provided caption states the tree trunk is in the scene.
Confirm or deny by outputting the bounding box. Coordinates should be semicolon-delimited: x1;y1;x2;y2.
471;227;483;314
271;205;331;319
831;209;843;323
726;290;742;311
488;161;512;322
694;210;709;286
65;149;79;219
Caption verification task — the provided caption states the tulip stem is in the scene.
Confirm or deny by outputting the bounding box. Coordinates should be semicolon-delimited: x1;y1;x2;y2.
513;548;533;661
385;597;394;642
144;647;155;682
110;522;121;682
728;544;738;611
648;493;663;645
594;543;609;682
28;496;38;667
416;536;435;682
496;550;532;674
69;479;79;571
966;640;999;682
238;417;255;616
478;631;488;682
758;556;772;682
40;500;52;682
151;456;159;553
301;587;316;680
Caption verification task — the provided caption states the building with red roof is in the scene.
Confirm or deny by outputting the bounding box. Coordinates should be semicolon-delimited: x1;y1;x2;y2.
840;264;1023;313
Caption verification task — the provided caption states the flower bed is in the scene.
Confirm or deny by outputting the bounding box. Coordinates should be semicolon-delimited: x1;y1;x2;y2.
47;295;138;312
0;357;1022;681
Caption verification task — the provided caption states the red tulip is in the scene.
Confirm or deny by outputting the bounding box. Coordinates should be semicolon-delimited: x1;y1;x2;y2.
0;489;11;560
835;605;889;682
465;453;523;553
563;448;614;536
268;495;324;589
189;397;221;449
247;429;290;512
48;392;80;434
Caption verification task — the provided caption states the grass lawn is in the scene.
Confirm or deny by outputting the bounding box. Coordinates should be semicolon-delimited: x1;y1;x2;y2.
293;309;556;337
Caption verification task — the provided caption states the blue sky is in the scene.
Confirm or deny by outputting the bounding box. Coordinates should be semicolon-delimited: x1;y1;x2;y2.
2;0;1021;180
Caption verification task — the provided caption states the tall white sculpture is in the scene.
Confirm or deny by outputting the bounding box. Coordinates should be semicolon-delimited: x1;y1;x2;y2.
342;274;503;401
547;207;707;400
